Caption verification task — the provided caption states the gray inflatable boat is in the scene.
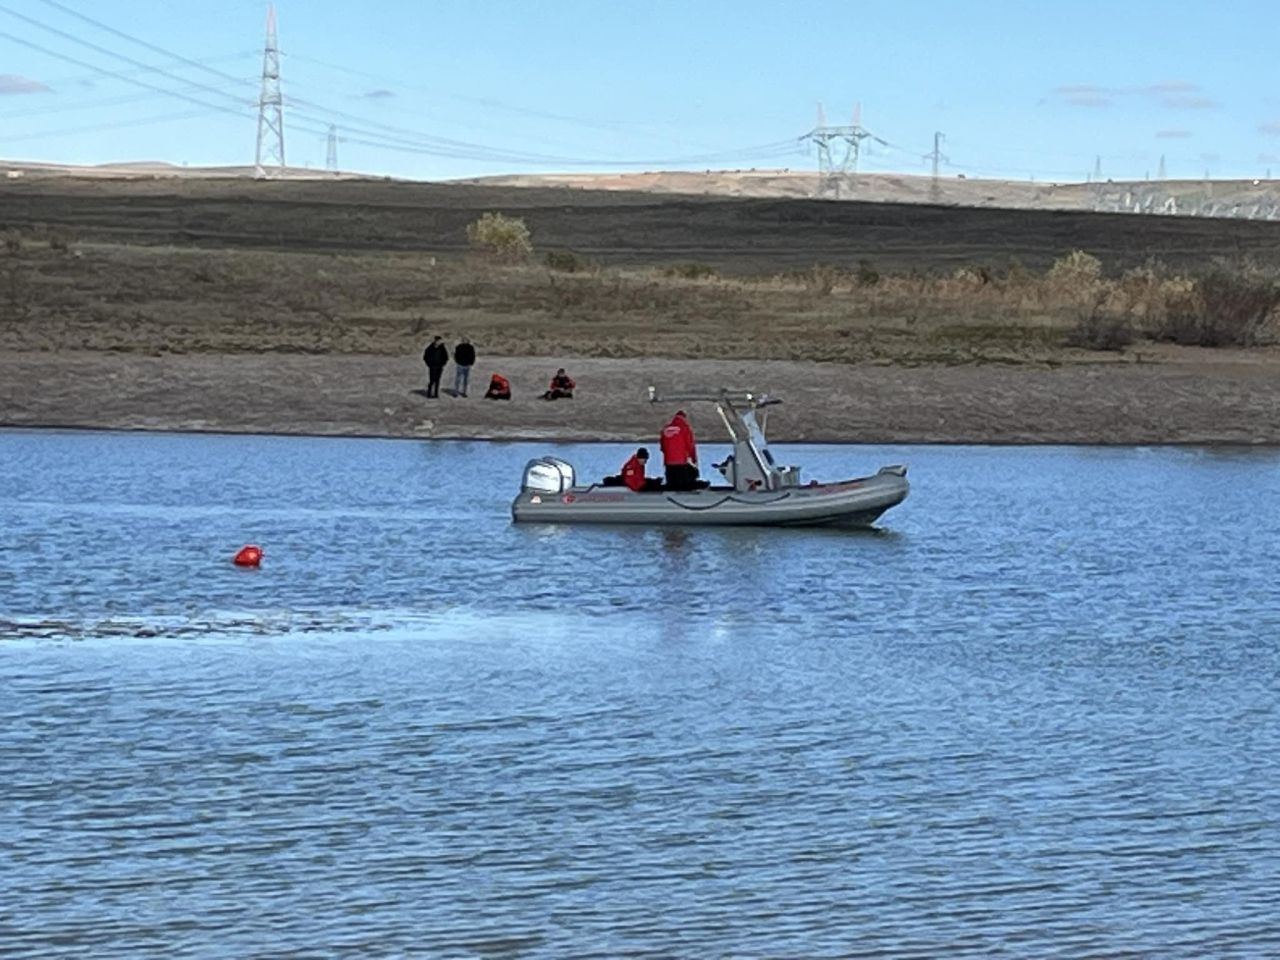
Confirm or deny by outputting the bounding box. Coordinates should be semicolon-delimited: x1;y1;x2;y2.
511;388;908;528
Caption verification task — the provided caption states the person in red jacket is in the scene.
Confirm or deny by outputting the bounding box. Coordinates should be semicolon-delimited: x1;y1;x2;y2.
620;447;661;492
543;368;575;400
484;373;511;400
660;410;701;491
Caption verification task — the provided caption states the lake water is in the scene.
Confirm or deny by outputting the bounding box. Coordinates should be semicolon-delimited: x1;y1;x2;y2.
2;429;1279;958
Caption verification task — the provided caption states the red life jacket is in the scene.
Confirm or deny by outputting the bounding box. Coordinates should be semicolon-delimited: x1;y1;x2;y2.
490;374;510;392
621;455;647;491
660;415;696;465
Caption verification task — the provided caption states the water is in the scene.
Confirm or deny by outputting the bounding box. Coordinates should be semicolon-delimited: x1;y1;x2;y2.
2;429;1279;957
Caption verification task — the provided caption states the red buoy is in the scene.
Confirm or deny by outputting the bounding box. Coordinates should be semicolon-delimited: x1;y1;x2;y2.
233;545;263;567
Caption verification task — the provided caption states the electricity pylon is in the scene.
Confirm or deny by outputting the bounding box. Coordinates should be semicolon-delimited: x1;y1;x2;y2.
923;131;947;201
326;125;338;172
254;4;285;177
802;103;873;199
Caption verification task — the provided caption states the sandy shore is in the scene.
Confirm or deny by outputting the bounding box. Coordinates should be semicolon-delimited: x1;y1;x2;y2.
3;350;1279;445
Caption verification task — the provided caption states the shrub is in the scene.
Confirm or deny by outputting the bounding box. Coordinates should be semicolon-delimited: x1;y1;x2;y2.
1064;307;1134;351
545;250;593;273
952;265;991;286
1156;270;1280;347
663;261;717;280
465;212;532;262
854;259;880;287
1047;249;1103;287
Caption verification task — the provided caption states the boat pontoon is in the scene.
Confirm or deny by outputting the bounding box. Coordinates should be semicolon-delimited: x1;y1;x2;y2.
510;387;909;528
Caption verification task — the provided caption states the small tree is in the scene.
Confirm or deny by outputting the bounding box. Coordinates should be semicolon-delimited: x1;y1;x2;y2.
466;212;532;262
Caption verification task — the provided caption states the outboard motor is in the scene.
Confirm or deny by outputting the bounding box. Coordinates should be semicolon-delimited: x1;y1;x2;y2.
521;457;576;494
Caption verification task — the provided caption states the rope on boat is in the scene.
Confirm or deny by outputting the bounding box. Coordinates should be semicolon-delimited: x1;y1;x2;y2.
664;491;793;511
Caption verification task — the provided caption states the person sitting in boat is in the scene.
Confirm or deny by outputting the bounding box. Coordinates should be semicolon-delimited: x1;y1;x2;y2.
484;373;512;400
621;447;662;492
660;410;707;491
543;368;575;400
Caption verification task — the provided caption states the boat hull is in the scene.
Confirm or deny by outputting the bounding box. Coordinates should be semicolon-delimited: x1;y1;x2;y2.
511;469;908;528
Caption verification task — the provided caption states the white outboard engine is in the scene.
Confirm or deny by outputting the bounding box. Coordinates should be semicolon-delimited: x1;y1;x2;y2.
521;457;576;494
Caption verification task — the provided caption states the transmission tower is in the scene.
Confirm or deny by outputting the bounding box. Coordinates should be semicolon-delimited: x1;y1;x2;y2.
801;103;873;199
1093;155;1103;182
1157;154;1166;181
923;131;947;201
326;125;339;172
254;4;286;177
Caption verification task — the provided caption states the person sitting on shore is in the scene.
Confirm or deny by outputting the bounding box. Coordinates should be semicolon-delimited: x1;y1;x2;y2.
543;368;575;401
621;447;662;492
484;373;512;400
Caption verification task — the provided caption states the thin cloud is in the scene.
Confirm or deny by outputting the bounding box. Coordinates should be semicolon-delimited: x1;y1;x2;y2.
1199;152;1221;164
0;74;52;95
1048;80;1215;111
361;89;395;100
1260;121;1280;136
1135;81;1200;95
1155;129;1192;139
1258;153;1280;164
1162;95;1218;110
1053;84;1110;96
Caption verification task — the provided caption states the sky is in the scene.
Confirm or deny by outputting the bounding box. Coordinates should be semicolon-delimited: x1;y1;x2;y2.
1;0;1278;183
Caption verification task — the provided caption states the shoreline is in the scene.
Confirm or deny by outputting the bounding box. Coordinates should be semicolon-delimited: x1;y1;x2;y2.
4;421;1280;449
5;350;1280;446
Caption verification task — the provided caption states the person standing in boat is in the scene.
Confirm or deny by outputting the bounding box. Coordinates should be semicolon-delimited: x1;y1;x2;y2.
422;335;449;399
452;336;476;397
661;410;701;491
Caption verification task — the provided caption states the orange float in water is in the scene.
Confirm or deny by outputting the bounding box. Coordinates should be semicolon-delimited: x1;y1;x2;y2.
233;545;263;567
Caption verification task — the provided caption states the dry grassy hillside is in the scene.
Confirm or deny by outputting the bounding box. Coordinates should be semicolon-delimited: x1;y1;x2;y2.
2;176;1279;365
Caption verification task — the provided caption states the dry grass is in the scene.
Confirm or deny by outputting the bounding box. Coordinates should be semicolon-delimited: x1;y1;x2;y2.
2;234;1277;364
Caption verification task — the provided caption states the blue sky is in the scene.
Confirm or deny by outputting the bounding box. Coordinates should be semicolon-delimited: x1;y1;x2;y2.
1;0;1278;182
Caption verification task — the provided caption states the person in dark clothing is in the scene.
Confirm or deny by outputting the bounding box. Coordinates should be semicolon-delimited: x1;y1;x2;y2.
484;373;512;400
422;335;449;398
453;337;476;397
543;368;575;401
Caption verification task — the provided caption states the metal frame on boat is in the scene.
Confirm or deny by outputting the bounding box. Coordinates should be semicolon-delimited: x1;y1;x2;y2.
510;387;909;527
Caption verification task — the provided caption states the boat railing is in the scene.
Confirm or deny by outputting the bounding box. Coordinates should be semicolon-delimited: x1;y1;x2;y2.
647;386;781;409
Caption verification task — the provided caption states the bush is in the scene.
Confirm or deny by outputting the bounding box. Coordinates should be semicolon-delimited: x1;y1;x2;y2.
1047;249;1103;287
466;212;532;262
1064;307;1134;351
1155;270;1280;347
545;250;593;273
663;261;718;280
855;259;880;287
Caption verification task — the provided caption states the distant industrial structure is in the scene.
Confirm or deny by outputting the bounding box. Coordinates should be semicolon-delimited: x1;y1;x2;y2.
253;5;285;177
801;104;884;199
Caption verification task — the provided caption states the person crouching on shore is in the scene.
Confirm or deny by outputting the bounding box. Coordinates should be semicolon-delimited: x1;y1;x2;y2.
543;368;575;400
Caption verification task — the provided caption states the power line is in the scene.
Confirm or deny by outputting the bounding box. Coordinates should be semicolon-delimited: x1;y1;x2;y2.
0;28;253;120
35;0;258;91
0;4;254;110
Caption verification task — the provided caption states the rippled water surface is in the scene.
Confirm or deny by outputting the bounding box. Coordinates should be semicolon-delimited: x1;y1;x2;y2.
2;429;1279;958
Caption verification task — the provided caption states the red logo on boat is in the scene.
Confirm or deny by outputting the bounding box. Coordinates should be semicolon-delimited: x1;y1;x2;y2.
562;494;576;504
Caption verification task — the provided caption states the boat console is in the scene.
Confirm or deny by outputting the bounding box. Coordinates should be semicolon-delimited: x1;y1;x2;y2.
649;386;799;493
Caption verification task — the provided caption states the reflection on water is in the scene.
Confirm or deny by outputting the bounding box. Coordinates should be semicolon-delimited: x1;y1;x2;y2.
2;430;1280;957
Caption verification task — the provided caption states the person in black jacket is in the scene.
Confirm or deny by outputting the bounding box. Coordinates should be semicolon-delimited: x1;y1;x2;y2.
453;337;476;397
422;335;449;398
